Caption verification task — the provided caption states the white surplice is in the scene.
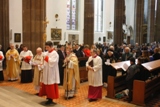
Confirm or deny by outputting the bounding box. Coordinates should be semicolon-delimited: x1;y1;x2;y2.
41;50;60;85
19;50;33;70
86;56;103;87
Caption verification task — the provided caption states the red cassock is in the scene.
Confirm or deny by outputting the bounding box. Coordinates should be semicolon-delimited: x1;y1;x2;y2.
83;49;91;57
39;83;59;99
88;86;102;99
39;48;59;99
24;56;31;63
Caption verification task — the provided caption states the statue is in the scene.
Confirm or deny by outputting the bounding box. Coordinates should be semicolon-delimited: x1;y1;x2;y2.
43;17;49;43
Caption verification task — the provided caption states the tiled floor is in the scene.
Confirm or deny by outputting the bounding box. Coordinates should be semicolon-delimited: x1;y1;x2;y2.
0;71;138;107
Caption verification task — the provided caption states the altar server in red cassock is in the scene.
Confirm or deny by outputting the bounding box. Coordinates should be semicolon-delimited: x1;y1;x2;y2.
39;41;60;105
86;49;103;102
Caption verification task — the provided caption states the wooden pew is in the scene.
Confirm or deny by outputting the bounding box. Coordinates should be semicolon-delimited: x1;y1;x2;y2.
78;57;88;82
107;61;130;98
132;60;160;106
141;59;160;72
107;75;127;98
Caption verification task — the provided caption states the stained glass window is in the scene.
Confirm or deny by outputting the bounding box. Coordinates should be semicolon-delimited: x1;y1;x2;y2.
94;0;103;32
66;0;78;30
155;0;157;18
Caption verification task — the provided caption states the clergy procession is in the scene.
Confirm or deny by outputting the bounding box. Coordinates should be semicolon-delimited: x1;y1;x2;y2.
0;40;160;105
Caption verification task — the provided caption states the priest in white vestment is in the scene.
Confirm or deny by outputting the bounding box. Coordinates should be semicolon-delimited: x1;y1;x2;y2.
19;45;33;83
86;49;103;102
39;41;60;105
31;47;44;94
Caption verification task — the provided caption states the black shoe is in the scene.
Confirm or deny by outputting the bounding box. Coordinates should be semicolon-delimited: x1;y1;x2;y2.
58;84;63;86
65;96;75;100
89;99;97;102
68;96;75;99
45;101;52;105
45;99;56;105
35;93;39;96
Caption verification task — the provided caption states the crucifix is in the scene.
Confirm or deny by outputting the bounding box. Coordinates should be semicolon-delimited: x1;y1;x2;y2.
43;17;49;43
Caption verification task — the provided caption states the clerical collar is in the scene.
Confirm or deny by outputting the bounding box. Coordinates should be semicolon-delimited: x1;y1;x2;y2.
49;49;54;53
92;54;97;58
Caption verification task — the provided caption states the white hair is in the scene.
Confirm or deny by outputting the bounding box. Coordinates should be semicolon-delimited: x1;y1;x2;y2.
109;45;114;51
125;47;130;52
10;43;14;46
37;47;42;51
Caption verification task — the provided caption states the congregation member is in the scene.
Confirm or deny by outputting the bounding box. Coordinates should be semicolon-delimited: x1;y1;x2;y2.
152;47;160;60
63;47;80;99
136;58;147;81
109;45;119;62
19;45;33;83
125;57;139;102
102;42;108;56
73;44;84;57
134;43;141;58
103;49;117;87
6;43;20;81
86;49;103;102
83;45;91;57
0;51;4;81
121;47;133;61
39;41;59;105
139;50;150;62
73;44;85;67
15;44;19;50
32;47;44;94
18;44;24;54
57;45;66;85
91;44;97;50
97;49;103;60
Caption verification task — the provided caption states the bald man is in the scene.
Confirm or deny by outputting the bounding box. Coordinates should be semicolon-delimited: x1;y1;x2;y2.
121;47;133;61
32;47;44;94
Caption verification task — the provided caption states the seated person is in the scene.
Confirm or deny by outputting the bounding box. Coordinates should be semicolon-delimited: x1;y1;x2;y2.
121;47;133;61
126;57;139;102
152;47;160;60
103;49;117;87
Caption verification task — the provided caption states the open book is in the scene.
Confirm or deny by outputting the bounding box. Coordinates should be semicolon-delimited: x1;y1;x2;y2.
121;63;130;71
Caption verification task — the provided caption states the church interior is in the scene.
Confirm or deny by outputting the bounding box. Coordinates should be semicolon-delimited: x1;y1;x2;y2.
0;0;160;107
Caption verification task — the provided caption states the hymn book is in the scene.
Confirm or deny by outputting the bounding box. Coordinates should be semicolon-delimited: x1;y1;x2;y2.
121;63;129;71
89;60;93;67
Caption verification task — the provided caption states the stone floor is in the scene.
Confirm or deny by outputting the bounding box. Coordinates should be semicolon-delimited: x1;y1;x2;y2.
0;86;64;107
0;79;139;107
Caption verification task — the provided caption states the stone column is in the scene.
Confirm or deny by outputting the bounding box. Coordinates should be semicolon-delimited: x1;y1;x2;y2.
147;0;155;43
84;0;94;47
155;0;160;42
0;0;9;50
23;0;46;54
134;0;144;44
114;0;125;45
